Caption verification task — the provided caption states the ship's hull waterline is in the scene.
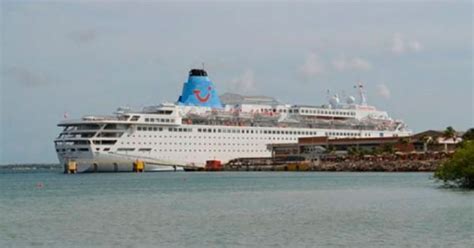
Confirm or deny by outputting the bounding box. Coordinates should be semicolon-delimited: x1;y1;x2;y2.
58;153;184;173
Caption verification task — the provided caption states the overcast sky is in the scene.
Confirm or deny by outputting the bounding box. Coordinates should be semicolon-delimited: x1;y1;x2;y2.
1;1;472;164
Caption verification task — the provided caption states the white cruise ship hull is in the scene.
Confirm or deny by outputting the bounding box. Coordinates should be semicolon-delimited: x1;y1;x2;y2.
57;151;184;173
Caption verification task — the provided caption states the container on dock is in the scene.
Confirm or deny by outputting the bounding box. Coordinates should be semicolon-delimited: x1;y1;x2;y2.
205;160;222;171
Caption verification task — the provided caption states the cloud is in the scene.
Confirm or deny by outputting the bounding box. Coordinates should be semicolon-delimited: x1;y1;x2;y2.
2;66;52;87
408;40;423;52
391;33;405;54
332;56;372;71
69;29;98;44
229;69;256;93
391;33;423;54
376;84;391;99
299;52;325;79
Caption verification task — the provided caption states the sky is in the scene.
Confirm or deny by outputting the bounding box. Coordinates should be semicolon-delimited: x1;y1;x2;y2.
0;0;472;164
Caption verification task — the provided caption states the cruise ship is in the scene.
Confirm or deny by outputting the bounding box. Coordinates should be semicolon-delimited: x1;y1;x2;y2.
54;69;411;172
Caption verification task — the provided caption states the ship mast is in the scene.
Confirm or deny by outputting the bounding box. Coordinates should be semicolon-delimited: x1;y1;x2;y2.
356;81;367;106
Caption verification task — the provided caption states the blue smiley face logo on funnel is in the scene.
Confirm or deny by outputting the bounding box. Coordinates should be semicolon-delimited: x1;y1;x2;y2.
177;69;223;108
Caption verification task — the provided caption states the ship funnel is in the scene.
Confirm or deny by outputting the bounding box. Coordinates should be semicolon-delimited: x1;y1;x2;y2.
177;69;223;108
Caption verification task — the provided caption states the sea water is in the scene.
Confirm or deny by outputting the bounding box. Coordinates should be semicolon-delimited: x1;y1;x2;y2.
0;170;472;247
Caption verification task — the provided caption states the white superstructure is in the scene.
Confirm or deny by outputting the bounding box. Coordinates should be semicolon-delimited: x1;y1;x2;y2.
54;69;411;172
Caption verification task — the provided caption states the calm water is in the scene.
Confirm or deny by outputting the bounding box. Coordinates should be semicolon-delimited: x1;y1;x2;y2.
0;170;472;248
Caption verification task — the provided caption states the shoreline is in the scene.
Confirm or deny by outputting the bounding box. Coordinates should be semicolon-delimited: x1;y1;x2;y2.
0;159;444;173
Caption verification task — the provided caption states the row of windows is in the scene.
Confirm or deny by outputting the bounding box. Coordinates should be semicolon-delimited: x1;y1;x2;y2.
301;109;355;116
137;126;163;131
115;148;267;153
197;128;317;136
137;126;193;132
56;148;89;152
256;108;303;114
144;118;173;123
326;132;361;137
121;141;267;146
136;126;320;136
169;127;193;132
154;110;173;115
135;125;368;137
127;135;298;141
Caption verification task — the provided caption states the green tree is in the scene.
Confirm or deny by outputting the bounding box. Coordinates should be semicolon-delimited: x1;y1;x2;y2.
462;128;474;141
443;126;457;141
381;143;394;154
434;141;474;189
326;144;336;154
348;146;360;156
442;126;457;152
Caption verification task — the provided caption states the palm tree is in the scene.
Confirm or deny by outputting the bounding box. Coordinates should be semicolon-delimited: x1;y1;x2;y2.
326;144;336;154
443;126;457;152
421;135;433;153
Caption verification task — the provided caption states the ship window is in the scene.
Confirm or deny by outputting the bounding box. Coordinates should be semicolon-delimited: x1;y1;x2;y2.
130;116;140;121
117;148;135;151
104;148;110;151
145;118;149;122
79;148;89;152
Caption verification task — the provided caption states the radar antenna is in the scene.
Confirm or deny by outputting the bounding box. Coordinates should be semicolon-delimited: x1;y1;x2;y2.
354;81;367;106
